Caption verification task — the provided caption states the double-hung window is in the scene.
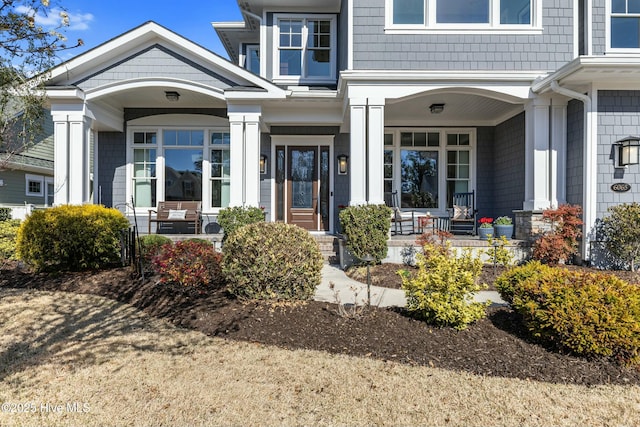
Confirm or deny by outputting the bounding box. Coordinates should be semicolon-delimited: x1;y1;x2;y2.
132;131;157;208
610;0;640;49
274;14;336;84
388;0;536;30
210;132;231;208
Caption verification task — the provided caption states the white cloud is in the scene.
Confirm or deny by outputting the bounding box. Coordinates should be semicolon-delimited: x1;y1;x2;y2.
14;5;94;31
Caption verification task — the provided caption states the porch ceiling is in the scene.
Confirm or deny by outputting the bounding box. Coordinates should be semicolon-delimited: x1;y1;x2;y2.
95;87;228;110
384;92;524;127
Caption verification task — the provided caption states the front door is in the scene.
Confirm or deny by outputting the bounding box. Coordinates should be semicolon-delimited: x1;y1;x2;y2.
281;146;330;231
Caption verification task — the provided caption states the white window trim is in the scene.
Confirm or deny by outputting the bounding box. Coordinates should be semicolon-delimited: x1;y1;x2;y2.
385;128;476;214
45;177;54;206
244;44;261;75
605;0;640;53
127;126;231;215
384;0;543;34
25;174;44;197
272;13;337;86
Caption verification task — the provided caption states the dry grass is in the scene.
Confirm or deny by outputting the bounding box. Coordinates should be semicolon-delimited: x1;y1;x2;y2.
0;288;638;427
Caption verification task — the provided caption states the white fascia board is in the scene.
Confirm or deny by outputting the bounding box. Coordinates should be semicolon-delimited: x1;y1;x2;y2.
85;78;227;102
340;69;545;84
347;83;531;103
225;91;287;101
44;87;85;101
532;56;640;93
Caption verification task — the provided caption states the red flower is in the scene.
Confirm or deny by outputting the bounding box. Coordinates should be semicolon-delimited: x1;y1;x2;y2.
479;217;493;224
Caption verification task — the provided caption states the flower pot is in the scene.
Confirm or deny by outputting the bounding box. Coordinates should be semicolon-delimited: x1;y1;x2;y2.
494;224;514;239
478;227;494;240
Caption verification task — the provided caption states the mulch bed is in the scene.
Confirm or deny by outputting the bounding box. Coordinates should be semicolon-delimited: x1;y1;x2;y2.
1;261;639;387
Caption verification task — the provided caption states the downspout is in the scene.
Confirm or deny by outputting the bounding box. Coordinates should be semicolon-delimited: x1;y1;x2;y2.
549;80;594;262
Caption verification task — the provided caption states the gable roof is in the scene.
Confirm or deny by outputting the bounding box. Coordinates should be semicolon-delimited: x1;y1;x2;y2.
46;21;285;99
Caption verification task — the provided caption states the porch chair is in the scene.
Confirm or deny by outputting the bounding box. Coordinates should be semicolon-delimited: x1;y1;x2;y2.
390;191;415;235
448;191;477;235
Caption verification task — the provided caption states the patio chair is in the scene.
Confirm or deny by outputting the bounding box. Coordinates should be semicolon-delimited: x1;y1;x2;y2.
448;191;477;235
390;191;415;235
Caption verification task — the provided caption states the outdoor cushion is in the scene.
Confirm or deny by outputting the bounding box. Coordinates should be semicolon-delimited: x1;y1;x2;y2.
167;209;187;220
452;204;470;220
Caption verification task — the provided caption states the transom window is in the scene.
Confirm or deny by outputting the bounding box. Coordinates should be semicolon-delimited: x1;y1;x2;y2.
388;0;535;30
274;14;336;83
611;0;640;48
385;130;474;211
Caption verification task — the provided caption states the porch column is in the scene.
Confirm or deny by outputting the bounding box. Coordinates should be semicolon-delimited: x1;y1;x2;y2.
51;105;92;205
523;96;552;211
228;106;262;207
367;98;385;205
550;97;568;207
349;98;367;205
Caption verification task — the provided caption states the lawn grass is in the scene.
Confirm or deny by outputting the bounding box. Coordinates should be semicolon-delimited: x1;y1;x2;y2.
0;288;638;427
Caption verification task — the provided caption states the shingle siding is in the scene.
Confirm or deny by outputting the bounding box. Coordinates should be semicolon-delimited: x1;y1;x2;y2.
97;131;126;209
352;0;574;71
596;91;640;219
592;0;607;55
76;45;235;91
566;99;583;206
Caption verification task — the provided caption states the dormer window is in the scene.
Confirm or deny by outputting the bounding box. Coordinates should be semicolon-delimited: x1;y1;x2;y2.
273;14;337;84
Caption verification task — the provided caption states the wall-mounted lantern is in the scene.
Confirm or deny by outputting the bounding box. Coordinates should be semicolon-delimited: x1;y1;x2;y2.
259;154;267;174
616;136;640;167
337;154;349;175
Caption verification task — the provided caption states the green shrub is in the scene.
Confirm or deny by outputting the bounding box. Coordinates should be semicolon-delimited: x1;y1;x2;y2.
223;222;323;301
494;261;552;304
16;204;130;272
152;240;223;288
400;243;489;330
0;219;20;261
339;204;392;263
0;208;11;221
138;234;173;267
507;268;640;365
217;206;264;242
600;202;640;271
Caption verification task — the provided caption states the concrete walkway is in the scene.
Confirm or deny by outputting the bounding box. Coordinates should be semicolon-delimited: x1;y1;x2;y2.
314;263;506;308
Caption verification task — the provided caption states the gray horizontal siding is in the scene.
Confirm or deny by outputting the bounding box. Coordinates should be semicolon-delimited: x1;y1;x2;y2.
352;0;574;71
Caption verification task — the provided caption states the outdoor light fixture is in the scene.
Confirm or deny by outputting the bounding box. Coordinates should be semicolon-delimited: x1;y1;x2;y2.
165;91;180;102
259;154;267;174
429;103;445;114
337;154;349;175
616;136;640;167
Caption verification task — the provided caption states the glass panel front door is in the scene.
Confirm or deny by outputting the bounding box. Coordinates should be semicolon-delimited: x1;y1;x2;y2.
288;147;319;230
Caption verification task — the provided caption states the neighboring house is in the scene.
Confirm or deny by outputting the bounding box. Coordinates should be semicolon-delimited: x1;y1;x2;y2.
41;0;640;263
0;112;55;218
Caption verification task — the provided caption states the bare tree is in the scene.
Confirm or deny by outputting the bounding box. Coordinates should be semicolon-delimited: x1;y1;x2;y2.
0;0;83;169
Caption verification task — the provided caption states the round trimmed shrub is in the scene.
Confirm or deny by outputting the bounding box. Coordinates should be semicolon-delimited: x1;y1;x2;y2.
217;206;264;241
494;261;553;304
152;240;223;288
339;204;392;263
16;205;130;272
223;222;323;300
503;266;640;365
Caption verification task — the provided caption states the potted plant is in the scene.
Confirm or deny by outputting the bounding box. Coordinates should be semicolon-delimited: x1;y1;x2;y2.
478;217;494;240
494;216;514;239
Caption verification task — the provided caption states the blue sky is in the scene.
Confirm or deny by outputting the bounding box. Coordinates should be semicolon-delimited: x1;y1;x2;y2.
42;0;243;62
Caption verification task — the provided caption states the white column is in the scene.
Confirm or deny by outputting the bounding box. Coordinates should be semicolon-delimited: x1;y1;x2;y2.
52;107;92;206
52;118;69;205
244;113;261;207
551;98;568;207
349;98;367;206
68;116;91;204
367;98;385;205
228;113;245;207
523;96;552;211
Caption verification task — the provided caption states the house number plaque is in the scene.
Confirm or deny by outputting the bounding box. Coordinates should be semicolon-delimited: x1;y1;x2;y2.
611;183;631;193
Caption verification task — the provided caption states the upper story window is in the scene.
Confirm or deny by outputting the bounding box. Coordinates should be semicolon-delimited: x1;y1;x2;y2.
246;45;260;75
610;0;640;49
273;14;337;84
388;0;538;32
